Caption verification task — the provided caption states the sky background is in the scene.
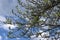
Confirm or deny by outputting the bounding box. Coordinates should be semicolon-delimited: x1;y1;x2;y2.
0;0;31;40
0;0;27;40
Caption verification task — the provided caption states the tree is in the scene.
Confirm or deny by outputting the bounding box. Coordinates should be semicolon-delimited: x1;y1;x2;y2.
7;0;60;39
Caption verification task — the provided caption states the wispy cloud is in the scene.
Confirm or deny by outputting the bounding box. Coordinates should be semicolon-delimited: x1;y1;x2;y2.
0;16;6;22
0;0;17;16
3;24;17;30
0;0;18;31
0;35;2;40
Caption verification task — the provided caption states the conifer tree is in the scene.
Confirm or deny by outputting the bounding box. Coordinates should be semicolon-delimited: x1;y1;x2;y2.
7;0;60;39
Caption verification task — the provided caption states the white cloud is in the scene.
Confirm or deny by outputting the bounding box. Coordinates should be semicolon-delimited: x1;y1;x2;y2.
39;30;43;33
0;36;2;40
25;17;29;21
39;17;46;21
31;37;46;40
38;35;41;38
0;23;17;31
0;0;18;31
42;26;49;29
0;16;6;22
30;35;36;38
41;32;49;37
2;24;17;30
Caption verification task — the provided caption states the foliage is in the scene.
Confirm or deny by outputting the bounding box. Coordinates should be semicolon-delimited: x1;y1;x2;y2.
7;0;60;39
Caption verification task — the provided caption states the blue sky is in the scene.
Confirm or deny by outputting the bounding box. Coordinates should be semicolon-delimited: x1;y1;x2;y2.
0;0;30;40
0;0;17;16
0;0;24;40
